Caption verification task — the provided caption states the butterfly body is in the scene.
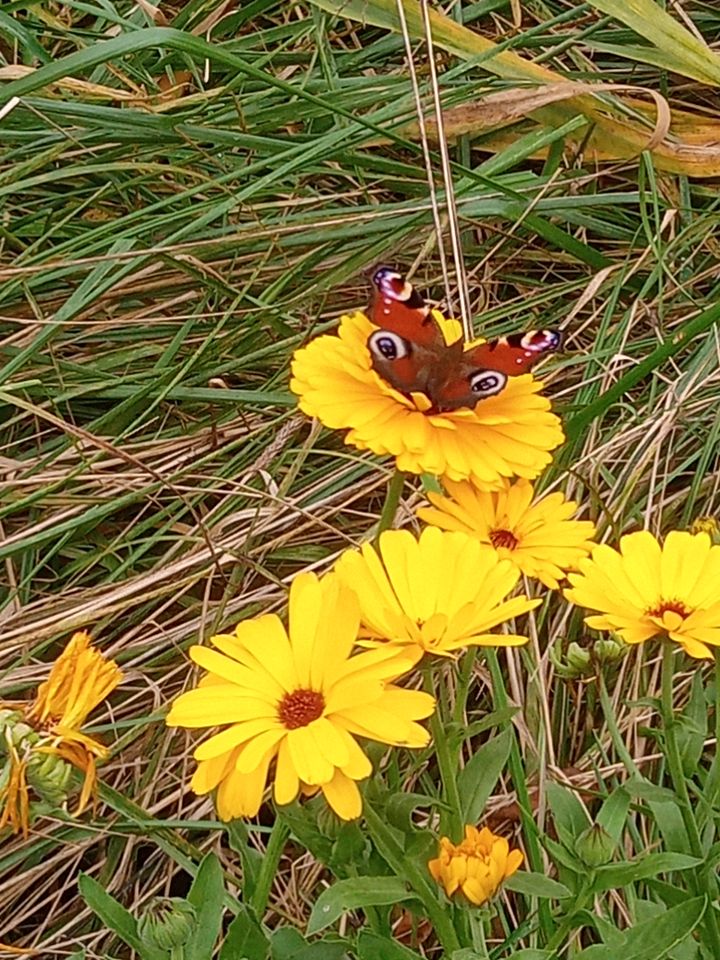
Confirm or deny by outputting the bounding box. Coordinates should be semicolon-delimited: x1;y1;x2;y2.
368;266;560;412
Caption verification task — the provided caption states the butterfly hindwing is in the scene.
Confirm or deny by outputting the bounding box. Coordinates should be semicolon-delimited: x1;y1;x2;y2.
466;330;562;377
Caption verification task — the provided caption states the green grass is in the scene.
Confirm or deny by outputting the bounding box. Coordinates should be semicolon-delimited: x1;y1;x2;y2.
3;0;720;956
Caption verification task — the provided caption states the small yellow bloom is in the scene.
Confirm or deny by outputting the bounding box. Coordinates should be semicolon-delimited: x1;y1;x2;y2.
418;477;596;589
565;530;720;659
335;527;539;657
428;825;524;906
166;572;434;822
290;311;564;491
0;631;122;836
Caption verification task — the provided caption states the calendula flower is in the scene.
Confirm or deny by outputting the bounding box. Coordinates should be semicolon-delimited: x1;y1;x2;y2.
565;530;720;659
166;572;434;822
290;312;564;491
0;631;122;836
418;477;596;589
334;527;538;657
428;825;524;906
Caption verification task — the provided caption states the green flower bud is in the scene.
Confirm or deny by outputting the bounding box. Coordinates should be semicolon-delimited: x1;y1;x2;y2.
592;636;627;666
26;749;73;806
574;824;615;868
137;897;197;951
549;640;591;679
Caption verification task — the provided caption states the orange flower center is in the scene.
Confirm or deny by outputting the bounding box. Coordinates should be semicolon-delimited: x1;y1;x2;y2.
490;528;518;550
646;599;690;620
278;689;325;729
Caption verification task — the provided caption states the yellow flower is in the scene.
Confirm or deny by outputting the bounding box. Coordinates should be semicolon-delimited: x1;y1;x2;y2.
0;631;123;836
565;530;720;659
418;477;596;589
428;825;524;906
166;572;434;822
290;311;564;491
334;527;539;657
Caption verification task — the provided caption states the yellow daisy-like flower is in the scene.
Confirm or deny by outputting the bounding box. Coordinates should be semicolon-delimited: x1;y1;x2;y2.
0;631;123;836
166;572;434;822
418;477;596;589
428;825;524;906
334;527;539;657
290;311;564;491
565;530;720;659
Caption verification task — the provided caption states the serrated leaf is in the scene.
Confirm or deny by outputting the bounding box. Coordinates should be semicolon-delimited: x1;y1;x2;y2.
591;853;702;892
574;896;706;960
458;727;513;823
503;872;572;899
307;878;415;935
185;852;225;960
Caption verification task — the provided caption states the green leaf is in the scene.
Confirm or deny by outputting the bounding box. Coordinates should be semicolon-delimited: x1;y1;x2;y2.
184;852;225;960
677;672;707;777
546;781;589;845
459;727;513;823
356;929;424;960
574;896;706;959
596;787;631;843
503;872;572;899
271;928;348;960
591;853;702;892
306;877;415;935
78;873;163;960
219;905;269;960
507;952;553;960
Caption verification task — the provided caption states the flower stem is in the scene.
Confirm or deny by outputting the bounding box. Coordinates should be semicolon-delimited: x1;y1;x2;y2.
376;469;406;536
660;643;720;954
250;816;290;916
363;801;461;954
423;663;463;839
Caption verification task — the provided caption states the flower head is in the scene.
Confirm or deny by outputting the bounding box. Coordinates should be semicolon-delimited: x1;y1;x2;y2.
418;477;596;589
166;572;434;821
290;312;564;490
428;825;523;906
334;527;539;657
0;631;122;836
565;530;720;659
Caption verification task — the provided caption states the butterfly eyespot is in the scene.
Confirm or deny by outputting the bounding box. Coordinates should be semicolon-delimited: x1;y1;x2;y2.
468;370;507;397
368;330;410;362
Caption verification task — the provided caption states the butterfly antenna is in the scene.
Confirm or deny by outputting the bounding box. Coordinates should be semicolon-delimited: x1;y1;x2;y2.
394;0;454;314
419;0;473;342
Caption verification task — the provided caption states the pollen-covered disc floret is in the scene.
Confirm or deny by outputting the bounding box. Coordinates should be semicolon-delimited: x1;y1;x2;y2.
166;572;434;821
290;312;564;491
428;825;524;906
335;527;539;657
418;477;596;589
565;530;720;659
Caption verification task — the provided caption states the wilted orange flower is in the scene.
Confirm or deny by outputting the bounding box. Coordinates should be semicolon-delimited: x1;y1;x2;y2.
0;631;122;836
428;825;523;906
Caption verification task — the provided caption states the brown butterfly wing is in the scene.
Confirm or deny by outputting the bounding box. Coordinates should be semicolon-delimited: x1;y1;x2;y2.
466;330;562;376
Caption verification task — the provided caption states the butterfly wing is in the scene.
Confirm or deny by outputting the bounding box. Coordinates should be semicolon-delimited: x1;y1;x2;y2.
467;330;561;376
367;266;444;395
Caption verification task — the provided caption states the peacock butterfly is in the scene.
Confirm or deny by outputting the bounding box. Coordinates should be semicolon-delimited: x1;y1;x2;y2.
367;266;561;412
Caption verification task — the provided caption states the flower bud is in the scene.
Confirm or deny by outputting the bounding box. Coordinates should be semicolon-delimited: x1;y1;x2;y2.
690;516;720;543
26;749;73;806
137;897;197;951
574;824;615;867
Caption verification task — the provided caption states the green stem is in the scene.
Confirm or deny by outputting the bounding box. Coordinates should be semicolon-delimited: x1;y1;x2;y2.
598;671;641;777
376;469;406;536
705;649;720;806
486;650;553;939
660;644;720;954
469;909;491;958
424;663;463;839
660;645;703;858
249;817;290;916
363;801;461;954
